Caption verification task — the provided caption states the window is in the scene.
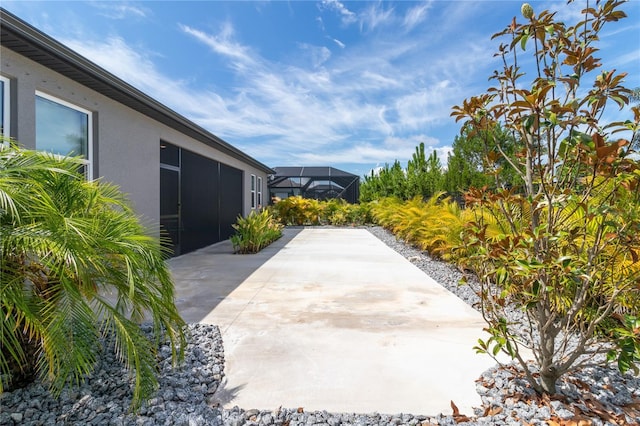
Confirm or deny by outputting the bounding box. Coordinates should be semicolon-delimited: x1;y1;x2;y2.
0;75;10;137
36;91;92;177
250;174;256;209
257;177;263;208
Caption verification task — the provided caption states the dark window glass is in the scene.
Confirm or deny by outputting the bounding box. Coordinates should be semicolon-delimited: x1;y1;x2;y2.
160;141;180;166
36;95;88;157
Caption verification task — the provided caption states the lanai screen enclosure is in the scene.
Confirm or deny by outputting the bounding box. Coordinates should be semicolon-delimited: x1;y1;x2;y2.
269;166;360;204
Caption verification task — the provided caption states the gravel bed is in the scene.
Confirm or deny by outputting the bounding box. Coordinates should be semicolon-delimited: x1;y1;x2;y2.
0;324;226;426
1;226;638;425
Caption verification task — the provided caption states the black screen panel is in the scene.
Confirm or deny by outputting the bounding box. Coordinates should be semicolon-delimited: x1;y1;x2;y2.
181;150;220;253
219;163;243;240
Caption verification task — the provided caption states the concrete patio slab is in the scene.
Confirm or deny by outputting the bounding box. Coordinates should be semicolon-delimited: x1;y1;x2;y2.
168;228;502;417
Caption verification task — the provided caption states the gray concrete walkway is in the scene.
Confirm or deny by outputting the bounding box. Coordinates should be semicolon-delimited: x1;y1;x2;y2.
168;228;500;417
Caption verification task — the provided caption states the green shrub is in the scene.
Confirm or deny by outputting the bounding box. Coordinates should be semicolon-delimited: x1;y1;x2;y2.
371;195;479;261
271;196;321;225
0;143;186;409
346;202;374;225
230;209;283;254
319;198;347;225
271;196;373;226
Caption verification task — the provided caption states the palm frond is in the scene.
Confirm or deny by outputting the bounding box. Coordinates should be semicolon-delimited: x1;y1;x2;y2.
0;144;186;409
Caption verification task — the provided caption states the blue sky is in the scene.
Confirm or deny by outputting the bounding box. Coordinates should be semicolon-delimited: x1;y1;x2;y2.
3;1;639;177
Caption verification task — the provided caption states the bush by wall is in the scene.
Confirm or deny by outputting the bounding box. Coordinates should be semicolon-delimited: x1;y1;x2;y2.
230;209;283;254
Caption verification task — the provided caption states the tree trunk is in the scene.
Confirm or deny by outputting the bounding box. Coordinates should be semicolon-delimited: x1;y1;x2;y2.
537;299;558;395
1;329;39;391
540;365;558;394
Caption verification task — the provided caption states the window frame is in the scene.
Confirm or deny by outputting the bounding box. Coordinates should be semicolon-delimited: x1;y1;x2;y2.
257;176;263;208
0;75;10;138
35;90;93;179
250;174;256;209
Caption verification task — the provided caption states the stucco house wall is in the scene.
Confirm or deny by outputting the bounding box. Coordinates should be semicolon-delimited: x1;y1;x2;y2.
1;9;272;255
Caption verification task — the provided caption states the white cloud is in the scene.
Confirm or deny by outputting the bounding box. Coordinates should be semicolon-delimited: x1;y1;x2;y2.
293;133;445;167
63;17;479;170
403;2;432;31
359;2;395;32
395;80;460;130
180;23;255;68
610;49;640;69
542;0;587;24
320;0;357;25
91;3;148;20
360;71;400;89
298;43;332;68
331;38;346;49
63;36;177;94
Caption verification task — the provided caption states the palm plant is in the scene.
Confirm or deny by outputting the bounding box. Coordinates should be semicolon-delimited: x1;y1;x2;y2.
0;142;186;409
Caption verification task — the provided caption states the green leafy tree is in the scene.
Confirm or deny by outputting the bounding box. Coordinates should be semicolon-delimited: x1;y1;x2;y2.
406;143;429;199
452;0;640;395
444;126;521;196
360;160;408;202
424;150;444;197
0;142;186;408
361;144;445;202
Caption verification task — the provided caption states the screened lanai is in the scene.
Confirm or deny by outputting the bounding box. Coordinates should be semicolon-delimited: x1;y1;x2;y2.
268;166;360;204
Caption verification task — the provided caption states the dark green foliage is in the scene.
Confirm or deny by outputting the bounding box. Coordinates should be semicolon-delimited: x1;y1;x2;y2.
360;160;407;202
360;143;444;202
360;131;522;203
230;209;283;254
0;142;186;409
443;126;521;196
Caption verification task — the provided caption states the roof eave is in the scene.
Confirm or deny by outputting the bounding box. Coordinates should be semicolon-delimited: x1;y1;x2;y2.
0;8;274;174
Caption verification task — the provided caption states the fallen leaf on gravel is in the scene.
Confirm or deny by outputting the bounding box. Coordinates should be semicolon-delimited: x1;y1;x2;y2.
450;400;472;423
482;406;503;416
451;400;460;416
567;417;593;426
621;400;640;420
550;394;569;403
571;379;591;392
583;396;622;423
297;407;304;413
547;418;592;426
